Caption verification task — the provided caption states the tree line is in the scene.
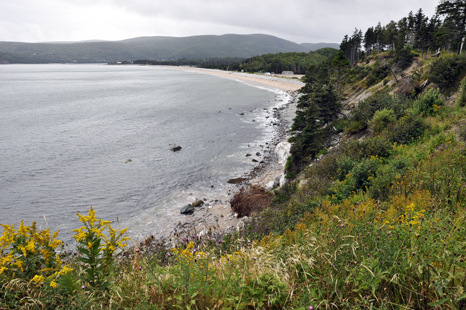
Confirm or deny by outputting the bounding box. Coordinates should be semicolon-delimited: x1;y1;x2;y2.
340;1;466;64
118;48;338;74
117;58;245;70
229;49;337;74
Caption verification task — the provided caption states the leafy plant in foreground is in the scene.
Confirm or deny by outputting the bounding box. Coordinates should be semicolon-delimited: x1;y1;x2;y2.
72;206;130;290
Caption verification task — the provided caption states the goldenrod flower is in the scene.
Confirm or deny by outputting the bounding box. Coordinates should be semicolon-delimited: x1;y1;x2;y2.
26;240;35;253
60;265;73;275
18;245;27;257
30;274;44;284
18;220;28;236
15;260;24;271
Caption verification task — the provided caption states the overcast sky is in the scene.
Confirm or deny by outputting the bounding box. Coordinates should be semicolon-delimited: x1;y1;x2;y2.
1;0;439;44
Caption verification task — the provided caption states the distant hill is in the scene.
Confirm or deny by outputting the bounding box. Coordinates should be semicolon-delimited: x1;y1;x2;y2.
300;42;340;51
0;34;338;64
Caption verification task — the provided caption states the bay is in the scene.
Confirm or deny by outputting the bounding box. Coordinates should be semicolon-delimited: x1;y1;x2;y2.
0;64;286;242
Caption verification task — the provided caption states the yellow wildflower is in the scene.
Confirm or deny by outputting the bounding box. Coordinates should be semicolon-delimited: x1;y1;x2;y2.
71;227;87;242
18;221;28;236
25;240;35;254
18;245;27;257
60;265;73;275
15;260;24;271
30;274;44;284
50;280;57;288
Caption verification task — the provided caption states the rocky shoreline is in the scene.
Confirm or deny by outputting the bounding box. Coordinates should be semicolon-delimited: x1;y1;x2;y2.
136;90;299;248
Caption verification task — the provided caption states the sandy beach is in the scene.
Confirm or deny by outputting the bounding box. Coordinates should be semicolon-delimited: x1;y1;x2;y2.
139;67;303;245
164;66;304;92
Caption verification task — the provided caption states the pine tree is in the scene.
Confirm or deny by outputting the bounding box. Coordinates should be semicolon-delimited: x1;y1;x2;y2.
301;100;323;157
332;50;350;91
313;83;342;125
374;22;385;51
437;0;466;52
364;27;376;54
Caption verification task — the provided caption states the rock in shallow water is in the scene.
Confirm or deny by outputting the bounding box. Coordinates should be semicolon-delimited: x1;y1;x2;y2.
170;145;182;152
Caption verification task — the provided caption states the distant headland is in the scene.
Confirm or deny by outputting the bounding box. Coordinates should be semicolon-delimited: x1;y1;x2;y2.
0;34;338;64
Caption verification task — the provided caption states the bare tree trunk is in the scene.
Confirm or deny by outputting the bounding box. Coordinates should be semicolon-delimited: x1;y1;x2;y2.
382;58;399;83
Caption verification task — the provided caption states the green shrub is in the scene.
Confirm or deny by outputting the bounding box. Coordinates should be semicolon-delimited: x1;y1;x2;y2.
333;157;380;200
428;122;442;136
355;66;370;79
458;79;466;107
428;52;466;92
369;108;396;133
388;114;427;145
284;156;295;179
344;119;367;134
336;156;356;181
366;64;390;87
351;157;380;190
369;156;411;201
389;156;411;172
395;45;414;69
460;125;466;141
414;88;443;116
351;92;406;124
428;132;448;152
258;195;319;235
341;136;392;160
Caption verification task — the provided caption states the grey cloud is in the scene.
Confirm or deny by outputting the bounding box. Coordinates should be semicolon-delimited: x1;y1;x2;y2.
1;0;439;43
108;0;438;42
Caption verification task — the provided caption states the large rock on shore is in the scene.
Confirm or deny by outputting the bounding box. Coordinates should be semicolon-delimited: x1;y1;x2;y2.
275;141;291;166
192;200;204;207
180;204;194;214
228;178;248;184
266;173;287;190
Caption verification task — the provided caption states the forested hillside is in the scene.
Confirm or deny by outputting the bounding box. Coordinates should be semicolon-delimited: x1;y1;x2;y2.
0;34;336;64
288;0;466;175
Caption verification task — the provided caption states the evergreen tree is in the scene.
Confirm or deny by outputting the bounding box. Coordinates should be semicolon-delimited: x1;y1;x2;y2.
396;17;410;50
383;21;399;50
374;22;385;51
364;27;376;54
301;100;324;157
313;83;342;125
437;0;466;52
289;60;342;176
292;65;320;132
332;50;350;91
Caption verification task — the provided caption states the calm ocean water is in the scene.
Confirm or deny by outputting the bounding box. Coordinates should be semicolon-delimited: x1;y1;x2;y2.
0;64;287;242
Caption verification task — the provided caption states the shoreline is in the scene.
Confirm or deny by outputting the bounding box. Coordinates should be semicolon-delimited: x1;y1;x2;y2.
138;67;302;246
162;66;304;92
